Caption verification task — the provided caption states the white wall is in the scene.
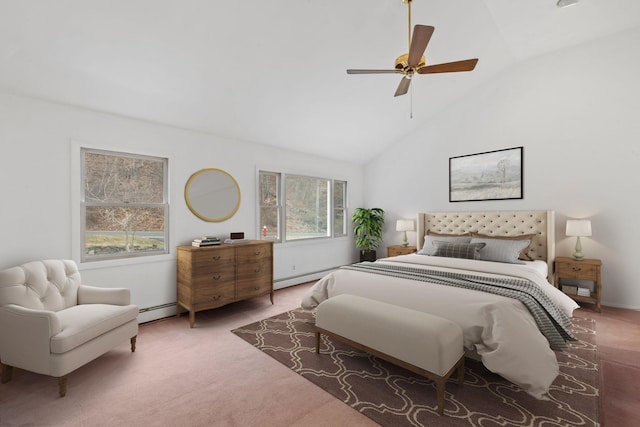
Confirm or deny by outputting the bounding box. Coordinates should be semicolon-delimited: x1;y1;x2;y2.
2;26;637;316
0;93;364;322
365;27;640;309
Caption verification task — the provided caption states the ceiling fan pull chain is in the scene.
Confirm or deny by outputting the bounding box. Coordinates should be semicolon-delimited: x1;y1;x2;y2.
410;83;413;119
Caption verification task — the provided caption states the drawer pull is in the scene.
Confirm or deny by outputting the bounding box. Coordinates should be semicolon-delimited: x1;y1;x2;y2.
212;275;221;280
254;266;261;273
572;267;582;272
212;295;221;301
254;250;262;256
212;255;221;261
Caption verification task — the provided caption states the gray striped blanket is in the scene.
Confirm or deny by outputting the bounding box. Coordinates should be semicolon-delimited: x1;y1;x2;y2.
341;262;576;350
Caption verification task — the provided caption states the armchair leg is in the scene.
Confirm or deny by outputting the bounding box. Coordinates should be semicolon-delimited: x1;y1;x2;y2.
58;376;67;397
131;336;137;352
1;361;13;383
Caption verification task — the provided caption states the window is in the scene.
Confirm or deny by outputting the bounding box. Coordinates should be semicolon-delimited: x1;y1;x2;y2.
333;180;347;237
258;171;281;241
258;170;347;243
285;174;330;241
81;148;169;262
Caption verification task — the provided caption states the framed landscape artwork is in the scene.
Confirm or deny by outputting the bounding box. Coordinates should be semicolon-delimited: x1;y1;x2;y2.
449;146;523;202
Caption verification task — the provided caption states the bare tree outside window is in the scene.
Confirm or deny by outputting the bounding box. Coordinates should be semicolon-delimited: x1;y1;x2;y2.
333;180;347;237
259;171;281;241
285;175;330;241
259;170;346;243
82;149;169;261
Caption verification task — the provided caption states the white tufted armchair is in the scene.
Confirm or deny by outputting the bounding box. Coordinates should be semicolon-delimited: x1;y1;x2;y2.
0;259;139;397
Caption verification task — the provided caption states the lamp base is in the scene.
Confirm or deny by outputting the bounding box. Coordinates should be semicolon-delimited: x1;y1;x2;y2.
573;236;585;260
402;231;408;247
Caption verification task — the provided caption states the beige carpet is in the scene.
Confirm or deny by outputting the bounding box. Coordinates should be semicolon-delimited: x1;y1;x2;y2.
0;284;377;427
233;308;599;427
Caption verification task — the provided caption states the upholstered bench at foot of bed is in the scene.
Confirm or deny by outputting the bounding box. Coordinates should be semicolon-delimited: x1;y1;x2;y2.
314;294;465;416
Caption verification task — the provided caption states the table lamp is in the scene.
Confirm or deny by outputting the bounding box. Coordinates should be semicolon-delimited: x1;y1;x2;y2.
396;219;415;247
566;219;592;260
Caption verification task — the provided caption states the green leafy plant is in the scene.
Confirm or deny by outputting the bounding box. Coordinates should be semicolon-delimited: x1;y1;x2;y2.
352;207;385;254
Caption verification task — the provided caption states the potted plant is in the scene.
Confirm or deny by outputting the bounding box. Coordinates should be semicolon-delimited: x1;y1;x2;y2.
352;207;385;262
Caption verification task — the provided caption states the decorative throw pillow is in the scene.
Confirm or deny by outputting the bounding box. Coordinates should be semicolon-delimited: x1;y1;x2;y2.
471;232;537;261
469;237;530;264
432;241;486;260
418;233;472;256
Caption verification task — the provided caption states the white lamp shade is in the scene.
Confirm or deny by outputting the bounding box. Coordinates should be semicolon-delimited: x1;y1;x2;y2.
396;219;415;232
566;219;592;237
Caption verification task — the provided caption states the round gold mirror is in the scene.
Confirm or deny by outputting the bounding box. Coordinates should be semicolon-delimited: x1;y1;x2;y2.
184;168;241;222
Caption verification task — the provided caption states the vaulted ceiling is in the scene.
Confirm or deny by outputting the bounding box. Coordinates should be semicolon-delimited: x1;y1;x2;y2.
1;0;639;162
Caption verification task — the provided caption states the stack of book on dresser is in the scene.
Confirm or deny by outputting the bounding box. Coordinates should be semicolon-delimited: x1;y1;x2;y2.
191;236;221;247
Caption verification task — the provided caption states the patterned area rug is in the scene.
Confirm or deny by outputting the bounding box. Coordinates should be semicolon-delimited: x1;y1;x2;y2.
232;308;599;427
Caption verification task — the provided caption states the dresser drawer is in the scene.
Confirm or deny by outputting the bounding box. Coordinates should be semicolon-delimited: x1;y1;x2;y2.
191;248;235;270
237;260;272;282
237;260;272;298
556;262;597;280
236;276;272;299
236;245;271;262
192;266;235;287
194;282;235;310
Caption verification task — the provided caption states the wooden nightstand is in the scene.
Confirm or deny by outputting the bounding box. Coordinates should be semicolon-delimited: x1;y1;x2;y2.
554;257;602;312
387;245;417;257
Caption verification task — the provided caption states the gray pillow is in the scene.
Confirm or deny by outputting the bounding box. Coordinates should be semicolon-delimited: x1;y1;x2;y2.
432;241;486;260
470;237;530;264
418;235;472;256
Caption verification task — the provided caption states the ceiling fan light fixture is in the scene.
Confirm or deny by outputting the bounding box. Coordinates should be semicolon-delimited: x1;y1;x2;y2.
394;53;426;72
557;0;579;8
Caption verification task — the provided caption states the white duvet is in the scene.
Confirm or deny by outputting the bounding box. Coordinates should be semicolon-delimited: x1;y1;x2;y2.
301;254;580;399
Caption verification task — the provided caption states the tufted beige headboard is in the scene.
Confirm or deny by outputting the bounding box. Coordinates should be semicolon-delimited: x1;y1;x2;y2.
416;210;555;276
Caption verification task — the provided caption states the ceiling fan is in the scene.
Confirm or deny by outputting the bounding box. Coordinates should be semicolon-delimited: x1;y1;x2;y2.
347;0;479;97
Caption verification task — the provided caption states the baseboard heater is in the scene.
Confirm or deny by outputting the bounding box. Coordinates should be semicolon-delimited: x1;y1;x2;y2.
138;302;176;314
274;266;339;283
138;266;339;314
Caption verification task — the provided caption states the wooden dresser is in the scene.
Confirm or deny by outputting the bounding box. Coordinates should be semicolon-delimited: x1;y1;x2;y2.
177;240;274;327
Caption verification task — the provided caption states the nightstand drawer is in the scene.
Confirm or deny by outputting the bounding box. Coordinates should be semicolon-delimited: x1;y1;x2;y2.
555;262;597;280
387;245;417;257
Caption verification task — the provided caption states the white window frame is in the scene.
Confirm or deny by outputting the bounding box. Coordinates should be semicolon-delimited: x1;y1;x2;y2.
258;169;347;244
333;179;347;237
258;170;282;243
77;146;170;264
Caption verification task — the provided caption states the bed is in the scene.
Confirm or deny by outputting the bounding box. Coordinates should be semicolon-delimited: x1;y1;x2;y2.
301;210;580;399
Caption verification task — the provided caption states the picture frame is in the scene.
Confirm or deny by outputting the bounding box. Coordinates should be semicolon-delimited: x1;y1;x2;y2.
449;146;523;202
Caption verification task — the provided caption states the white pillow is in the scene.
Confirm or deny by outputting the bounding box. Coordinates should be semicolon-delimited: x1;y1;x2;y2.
470;237;530;264
418;234;472;256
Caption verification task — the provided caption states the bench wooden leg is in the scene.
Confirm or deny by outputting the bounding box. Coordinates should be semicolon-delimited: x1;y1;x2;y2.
131;336;137;352
457;357;465;384
436;379;445;415
1;361;13;383
58;376;68;397
315;331;321;354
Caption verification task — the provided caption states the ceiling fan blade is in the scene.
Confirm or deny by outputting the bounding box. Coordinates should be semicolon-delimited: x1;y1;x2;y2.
347;69;400;74
408;25;434;67
394;76;411;97
417;58;479;74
